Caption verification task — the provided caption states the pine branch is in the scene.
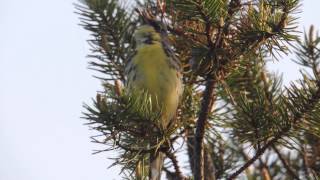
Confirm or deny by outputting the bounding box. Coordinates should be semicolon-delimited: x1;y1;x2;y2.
204;146;216;180
194;0;214;47
75;0;137;82
227;82;320;179
186;128;195;175
272;145;300;180
194;78;216;180
78;0;303;178
226;129;287;179
164;150;185;180
259;159;271;180
301;145;312;180
219;2;302;178
194;1;242;179
163;167;177;180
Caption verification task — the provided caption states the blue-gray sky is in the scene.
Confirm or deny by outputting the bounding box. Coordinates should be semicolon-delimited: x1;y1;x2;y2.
0;1;320;180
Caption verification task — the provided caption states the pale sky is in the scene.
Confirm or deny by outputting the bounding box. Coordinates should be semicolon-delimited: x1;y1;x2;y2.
0;1;320;180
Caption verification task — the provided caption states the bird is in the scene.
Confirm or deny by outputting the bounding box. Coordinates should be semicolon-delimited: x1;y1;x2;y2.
124;24;183;180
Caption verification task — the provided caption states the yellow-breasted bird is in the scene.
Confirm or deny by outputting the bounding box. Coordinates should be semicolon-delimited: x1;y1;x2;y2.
125;25;183;180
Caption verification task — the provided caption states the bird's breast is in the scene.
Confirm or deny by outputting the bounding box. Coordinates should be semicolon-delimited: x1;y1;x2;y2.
127;43;182;125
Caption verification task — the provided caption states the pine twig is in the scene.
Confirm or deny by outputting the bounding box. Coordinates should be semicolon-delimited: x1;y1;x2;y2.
204;146;216;180
258;158;271;180
226;131;284;180
227;81;320;179
163;167;177;180
301;145;311;180
272;145;301;180
193;0;216;175
186;128;195;175
194;78;216;180
194;1;242;179
165;150;185;180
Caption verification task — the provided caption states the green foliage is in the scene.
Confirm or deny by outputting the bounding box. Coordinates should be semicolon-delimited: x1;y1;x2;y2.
83;84;176;177
77;0;320;179
76;0;137;82
165;0;227;23
225;56;287;142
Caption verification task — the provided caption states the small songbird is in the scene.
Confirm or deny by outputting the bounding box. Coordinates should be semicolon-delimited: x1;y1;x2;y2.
125;25;183;180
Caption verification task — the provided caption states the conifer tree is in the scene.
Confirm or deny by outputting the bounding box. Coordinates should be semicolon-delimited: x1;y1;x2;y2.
76;0;320;179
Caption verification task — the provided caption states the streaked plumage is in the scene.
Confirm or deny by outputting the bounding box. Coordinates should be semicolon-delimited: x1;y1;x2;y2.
125;25;183;180
125;25;182;128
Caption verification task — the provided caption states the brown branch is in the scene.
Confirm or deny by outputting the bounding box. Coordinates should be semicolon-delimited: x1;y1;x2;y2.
258;157;271;180
163;167;177;180
165;150;185;180
194;78;216;180
193;1;216;178
193;1;242;179
301;145;311;180
187;128;217;180
227;131;286;180
166;25;201;45
204;146;216;180
194;1;214;47
186;128;195;175
257;154;272;180
272;145;301;180
261;166;271;180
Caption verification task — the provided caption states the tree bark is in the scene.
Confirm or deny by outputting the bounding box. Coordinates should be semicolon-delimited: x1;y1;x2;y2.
194;78;216;180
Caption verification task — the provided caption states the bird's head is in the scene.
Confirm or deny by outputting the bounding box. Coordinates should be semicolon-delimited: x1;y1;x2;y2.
133;25;161;46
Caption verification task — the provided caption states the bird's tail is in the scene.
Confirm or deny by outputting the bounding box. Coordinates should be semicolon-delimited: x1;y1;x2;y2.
149;151;165;180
